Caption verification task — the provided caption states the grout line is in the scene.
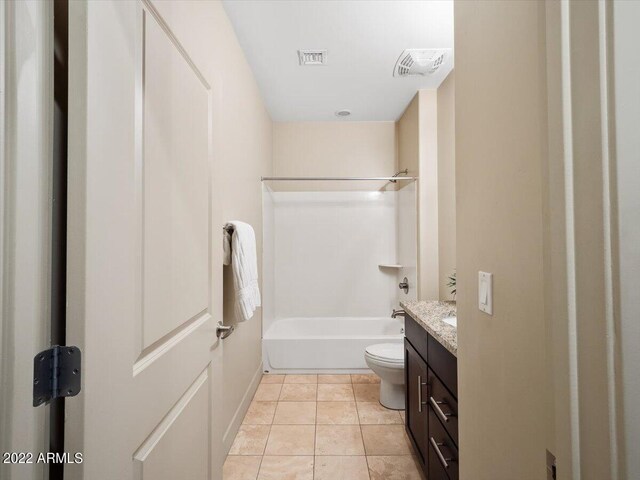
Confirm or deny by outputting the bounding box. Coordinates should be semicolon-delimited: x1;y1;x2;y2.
313;391;318;479
363;454;373;480
254;423;270;479
353;397;372;479
253;375;268;480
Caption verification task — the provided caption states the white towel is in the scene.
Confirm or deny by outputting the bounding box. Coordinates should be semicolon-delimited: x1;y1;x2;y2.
224;221;261;321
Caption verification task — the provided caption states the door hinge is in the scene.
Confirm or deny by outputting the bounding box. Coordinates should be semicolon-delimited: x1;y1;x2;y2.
33;345;81;407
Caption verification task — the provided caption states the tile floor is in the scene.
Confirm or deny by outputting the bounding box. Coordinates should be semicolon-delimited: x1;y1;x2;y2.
224;374;424;480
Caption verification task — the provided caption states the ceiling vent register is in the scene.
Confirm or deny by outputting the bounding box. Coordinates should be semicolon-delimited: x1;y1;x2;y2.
394;49;450;77
298;50;327;66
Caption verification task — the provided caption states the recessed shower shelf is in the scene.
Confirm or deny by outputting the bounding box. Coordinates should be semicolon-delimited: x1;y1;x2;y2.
378;264;403;269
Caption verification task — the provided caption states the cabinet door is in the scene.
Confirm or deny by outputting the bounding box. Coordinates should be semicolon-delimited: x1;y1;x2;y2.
405;339;429;465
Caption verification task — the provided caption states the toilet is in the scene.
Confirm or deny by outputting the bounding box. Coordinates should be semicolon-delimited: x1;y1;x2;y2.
364;343;405;410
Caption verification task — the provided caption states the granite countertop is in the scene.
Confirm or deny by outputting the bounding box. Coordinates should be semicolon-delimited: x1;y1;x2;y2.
400;300;457;357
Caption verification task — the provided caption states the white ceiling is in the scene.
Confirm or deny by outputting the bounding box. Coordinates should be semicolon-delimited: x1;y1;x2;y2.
222;0;454;122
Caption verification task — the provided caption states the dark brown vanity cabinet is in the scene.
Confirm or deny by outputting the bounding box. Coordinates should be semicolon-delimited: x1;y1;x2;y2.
404;313;459;480
405;340;428;462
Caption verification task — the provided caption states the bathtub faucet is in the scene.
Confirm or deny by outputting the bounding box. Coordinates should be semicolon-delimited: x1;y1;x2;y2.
391;309;405;319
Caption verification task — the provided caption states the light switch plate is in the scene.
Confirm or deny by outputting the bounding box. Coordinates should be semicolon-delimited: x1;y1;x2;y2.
478;271;493;315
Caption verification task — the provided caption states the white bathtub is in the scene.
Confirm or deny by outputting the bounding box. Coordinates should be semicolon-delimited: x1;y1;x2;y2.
262;317;404;374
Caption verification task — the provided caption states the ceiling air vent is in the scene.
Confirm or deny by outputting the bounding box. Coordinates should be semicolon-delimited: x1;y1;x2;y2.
298;50;327;66
393;49;450;77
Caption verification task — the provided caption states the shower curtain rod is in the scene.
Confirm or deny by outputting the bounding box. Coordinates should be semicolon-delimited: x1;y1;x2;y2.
261;176;417;181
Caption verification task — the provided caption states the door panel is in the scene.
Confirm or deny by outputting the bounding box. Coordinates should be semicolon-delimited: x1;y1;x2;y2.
142;8;210;350
133;370;210;480
66;1;217;478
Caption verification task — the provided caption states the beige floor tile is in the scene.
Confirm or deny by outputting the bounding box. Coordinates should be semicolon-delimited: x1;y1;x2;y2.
261;374;285;384
318;374;352;384
353;383;380;402
317;384;355;401
357;402;403;424
315;425;365;455
284;374;318;384
223;455;262;480
399;410;406;422
273;402;317;425
257;456;314;480
351;374;380;384
361;425;412;455
229;425;271;455
314;456;370;480
265;425;316;455
316;402;359;425
254;384;282;402
279;384;317;401
367;456;423;480
243;401;277;425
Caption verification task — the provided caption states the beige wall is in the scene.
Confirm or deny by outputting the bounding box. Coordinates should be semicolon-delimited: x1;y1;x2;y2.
398;94;434;300
455;1;547;478
395;96;423;300
396;84;456;302
151;0;273;463
272;121;396;191
210;3;273;455
418;90;440;301
437;73;456;300
397;96;419;176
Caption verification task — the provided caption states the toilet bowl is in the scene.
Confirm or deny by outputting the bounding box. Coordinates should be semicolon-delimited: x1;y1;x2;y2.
364;343;405;410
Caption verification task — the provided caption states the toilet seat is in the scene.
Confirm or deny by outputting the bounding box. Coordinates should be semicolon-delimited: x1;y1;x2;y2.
365;343;404;365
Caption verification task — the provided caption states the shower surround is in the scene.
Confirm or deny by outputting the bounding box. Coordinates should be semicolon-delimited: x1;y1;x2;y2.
262;183;417;373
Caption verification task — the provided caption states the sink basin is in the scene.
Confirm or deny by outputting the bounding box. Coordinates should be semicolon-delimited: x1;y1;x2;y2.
442;316;457;328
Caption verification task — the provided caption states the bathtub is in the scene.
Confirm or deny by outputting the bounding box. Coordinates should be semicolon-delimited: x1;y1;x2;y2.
262;317;404;374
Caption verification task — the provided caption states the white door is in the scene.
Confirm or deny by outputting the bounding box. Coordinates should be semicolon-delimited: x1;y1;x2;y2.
544;1;627;477
65;1;221;478
0;2;52;479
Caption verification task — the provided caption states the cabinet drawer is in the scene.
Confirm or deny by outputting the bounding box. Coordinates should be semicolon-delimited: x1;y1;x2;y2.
428;367;458;446
428;441;451;480
405;313;429;360
428;406;459;480
428;332;457;398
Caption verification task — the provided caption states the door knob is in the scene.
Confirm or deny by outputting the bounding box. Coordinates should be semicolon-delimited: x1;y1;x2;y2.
216;322;235;339
399;277;409;294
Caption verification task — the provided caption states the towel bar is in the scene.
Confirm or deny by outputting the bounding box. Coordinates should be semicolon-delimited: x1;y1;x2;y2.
223;224;234;265
216;322;234;340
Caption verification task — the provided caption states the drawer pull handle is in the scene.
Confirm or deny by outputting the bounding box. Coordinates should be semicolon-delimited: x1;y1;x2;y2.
430;396;453;423
417;375;427;413
430;437;453;469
